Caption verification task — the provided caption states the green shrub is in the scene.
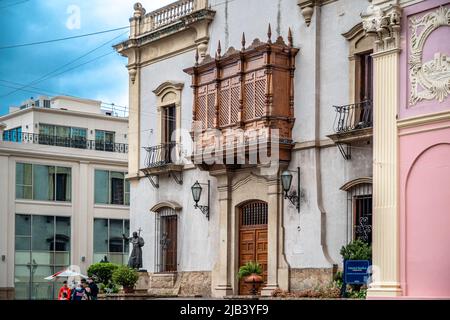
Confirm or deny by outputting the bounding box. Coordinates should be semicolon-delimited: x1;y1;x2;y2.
340;240;372;261
112;266;139;288
87;262;119;285
237;261;263;280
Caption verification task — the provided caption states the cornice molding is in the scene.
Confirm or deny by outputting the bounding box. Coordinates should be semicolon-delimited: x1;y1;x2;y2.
297;0;337;27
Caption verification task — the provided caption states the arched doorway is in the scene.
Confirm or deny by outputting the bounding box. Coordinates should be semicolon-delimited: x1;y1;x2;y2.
238;201;268;295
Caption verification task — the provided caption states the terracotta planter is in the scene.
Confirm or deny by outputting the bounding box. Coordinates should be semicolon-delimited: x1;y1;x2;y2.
123;286;135;294
244;273;263;295
244;273;263;284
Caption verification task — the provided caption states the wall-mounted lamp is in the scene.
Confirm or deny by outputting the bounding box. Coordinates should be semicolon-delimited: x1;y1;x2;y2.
191;180;210;220
281;167;300;213
1;255;5;262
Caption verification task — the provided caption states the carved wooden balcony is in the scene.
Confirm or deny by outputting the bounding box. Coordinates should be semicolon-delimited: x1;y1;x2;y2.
184;27;299;168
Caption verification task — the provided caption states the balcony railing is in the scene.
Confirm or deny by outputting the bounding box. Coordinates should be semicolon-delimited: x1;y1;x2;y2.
1;132;128;153
144;142;181;168
145;0;195;30
333;100;373;133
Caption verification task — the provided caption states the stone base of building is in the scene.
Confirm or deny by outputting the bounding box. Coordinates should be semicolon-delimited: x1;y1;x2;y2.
289;268;335;291
139;271;211;297
0;287;14;300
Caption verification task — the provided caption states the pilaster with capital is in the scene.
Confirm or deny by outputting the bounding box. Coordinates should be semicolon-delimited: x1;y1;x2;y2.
362;3;403;298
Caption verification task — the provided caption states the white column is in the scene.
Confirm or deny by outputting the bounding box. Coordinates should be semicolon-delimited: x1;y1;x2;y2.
363;4;402;297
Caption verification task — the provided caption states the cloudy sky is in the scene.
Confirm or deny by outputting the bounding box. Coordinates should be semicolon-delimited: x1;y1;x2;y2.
0;0;173;115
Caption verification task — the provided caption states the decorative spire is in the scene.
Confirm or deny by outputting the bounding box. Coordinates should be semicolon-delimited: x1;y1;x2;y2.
216;40;222;58
288;27;293;47
267;23;272;43
195;47;199;66
241;32;246;51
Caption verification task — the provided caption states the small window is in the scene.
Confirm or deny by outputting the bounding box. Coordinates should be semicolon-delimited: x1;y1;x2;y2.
3;127;22;143
16;163;71;202
95;130;115;152
93;218;130;265
94;169;129;205
357;51;373;102
345;182;372;244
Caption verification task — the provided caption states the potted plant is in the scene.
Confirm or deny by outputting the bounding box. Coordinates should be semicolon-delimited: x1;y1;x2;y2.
238;261;264;295
112;266;139;294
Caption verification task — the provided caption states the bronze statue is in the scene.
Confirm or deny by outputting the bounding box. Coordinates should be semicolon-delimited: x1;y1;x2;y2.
123;231;144;269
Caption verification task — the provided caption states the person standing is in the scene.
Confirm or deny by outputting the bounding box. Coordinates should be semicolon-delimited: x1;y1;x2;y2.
58;281;71;300
87;277;99;300
71;283;86;301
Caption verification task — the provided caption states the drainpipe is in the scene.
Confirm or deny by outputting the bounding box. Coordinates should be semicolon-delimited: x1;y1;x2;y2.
312;5;335;266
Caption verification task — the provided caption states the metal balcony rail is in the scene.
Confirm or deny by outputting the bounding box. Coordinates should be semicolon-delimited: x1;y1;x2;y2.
1;132;128;153
332;100;373;133
144;0;195;31
144;142;181;168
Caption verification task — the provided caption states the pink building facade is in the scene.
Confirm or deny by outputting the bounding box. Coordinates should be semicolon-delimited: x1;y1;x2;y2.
398;0;450;298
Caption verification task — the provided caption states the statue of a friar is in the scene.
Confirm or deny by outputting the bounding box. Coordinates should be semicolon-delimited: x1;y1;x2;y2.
123;231;144;269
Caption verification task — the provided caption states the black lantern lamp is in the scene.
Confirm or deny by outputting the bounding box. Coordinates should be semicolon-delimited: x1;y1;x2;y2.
191;180;210;220
281;167;300;213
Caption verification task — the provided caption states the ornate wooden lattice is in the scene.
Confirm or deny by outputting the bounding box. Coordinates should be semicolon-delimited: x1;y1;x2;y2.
185;28;299;163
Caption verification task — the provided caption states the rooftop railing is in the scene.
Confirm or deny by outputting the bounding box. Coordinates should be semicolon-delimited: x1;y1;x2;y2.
1;132;128;153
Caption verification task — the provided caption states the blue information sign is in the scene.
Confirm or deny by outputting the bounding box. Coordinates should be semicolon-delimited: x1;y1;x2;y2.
344;260;370;284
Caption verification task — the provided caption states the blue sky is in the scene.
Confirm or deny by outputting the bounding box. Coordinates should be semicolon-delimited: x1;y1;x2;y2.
0;0;173;115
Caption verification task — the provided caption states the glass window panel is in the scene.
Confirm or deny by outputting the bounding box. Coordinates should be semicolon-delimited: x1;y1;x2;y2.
55;217;71;251
16;185;32;199
109;219;123;252
54;252;70;265
31;282;53;300
55;126;70;138
55;167;71;202
14;283;30;300
33;165;55;201
31;252;54;265
94;170;109;204
108;253;123;265
15;214;31;236
111;172;124;205
124;220;130;253
93;219;108;253
39;124;54;136
93;253;108;264
15;251;31;265
16;163;32;186
15;236;31;251
32;215;54;251
32;265;53;283
15;265;31;283
124;193;130;206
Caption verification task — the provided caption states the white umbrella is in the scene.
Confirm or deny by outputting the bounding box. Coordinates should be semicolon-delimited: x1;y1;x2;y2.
45;268;88;280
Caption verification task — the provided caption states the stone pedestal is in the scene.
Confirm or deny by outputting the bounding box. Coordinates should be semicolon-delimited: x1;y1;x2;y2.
135;271;150;294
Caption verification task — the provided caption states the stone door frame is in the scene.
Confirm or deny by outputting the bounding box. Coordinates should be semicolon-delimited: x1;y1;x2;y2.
211;166;289;297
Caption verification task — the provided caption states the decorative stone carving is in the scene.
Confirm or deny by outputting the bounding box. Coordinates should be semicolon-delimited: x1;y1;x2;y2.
409;6;450;105
301;6;314;26
362;4;402;53
129;68;137;84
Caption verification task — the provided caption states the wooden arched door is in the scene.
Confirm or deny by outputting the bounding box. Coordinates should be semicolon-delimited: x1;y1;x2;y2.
238;201;268;295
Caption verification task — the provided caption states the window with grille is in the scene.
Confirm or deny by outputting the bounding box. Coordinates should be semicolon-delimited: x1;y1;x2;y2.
346;183;372;244
155;208;178;273
240;201;268;226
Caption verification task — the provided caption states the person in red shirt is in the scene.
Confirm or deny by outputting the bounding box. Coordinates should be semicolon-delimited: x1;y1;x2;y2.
58;281;71;300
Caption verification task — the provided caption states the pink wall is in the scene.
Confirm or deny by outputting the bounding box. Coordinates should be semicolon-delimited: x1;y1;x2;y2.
398;0;450;298
399;127;450;297
399;0;450;119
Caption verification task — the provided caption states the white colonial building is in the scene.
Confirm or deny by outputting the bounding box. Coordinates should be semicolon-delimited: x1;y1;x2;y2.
0;95;129;299
112;0;383;297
